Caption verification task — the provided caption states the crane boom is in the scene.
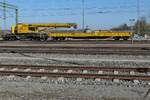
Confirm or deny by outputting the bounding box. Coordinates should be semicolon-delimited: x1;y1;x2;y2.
12;23;77;34
25;23;77;28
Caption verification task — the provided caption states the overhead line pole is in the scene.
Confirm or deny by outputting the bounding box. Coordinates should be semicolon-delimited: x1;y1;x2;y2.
137;0;140;35
82;0;85;29
3;0;6;29
15;9;18;25
0;1;18;28
0;1;17;8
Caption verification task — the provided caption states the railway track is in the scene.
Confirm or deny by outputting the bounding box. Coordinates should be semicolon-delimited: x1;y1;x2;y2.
0;64;150;73
0;65;150;81
1;40;150;44
0;45;149;55
1;71;150;81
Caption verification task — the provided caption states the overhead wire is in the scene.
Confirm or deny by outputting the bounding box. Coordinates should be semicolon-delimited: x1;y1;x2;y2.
0;8;14;18
2;5;149;19
1;0;149;18
15;1;149;18
1;0;150;30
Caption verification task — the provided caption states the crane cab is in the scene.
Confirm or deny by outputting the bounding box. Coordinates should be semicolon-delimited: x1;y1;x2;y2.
11;24;39;34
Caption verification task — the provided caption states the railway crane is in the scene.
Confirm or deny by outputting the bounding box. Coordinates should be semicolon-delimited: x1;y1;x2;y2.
2;23;77;41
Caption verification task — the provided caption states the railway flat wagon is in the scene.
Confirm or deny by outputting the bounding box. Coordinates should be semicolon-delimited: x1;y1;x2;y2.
48;30;133;40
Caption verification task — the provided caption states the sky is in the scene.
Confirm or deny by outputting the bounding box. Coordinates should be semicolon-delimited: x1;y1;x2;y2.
0;0;150;30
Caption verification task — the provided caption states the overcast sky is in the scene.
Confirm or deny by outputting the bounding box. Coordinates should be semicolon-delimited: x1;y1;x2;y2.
0;0;150;29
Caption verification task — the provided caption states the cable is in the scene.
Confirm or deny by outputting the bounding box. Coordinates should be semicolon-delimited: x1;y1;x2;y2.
19;5;138;12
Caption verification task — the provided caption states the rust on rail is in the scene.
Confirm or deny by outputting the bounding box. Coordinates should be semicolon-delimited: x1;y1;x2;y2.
0;71;150;81
0;65;150;73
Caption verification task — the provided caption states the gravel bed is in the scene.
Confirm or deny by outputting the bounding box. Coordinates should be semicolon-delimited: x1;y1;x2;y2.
0;53;150;67
0;76;149;100
0;53;150;99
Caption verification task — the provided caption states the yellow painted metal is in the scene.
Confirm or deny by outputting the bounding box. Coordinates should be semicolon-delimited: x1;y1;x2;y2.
11;23;132;38
11;23;77;34
11;25;15;34
48;31;132;38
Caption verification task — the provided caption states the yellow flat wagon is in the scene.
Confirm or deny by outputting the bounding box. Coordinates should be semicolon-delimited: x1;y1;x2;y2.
48;30;132;40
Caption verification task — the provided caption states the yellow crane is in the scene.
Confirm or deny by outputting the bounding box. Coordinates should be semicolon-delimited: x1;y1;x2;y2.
3;23;77;41
11;23;77;34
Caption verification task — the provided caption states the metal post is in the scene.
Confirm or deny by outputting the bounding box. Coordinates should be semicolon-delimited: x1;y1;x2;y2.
15;9;18;25
15;9;18;33
131;22;134;44
137;0;140;35
0;2;18;33
82;0;85;30
3;0;6;29
129;19;135;44
131;26;134;44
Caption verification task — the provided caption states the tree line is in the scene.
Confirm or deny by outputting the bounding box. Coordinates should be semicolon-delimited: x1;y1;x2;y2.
111;17;150;36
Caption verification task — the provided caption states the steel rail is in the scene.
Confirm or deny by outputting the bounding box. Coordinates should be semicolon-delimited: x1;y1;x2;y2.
0;45;149;49
0;47;149;55
0;71;150;81
0;65;150;73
